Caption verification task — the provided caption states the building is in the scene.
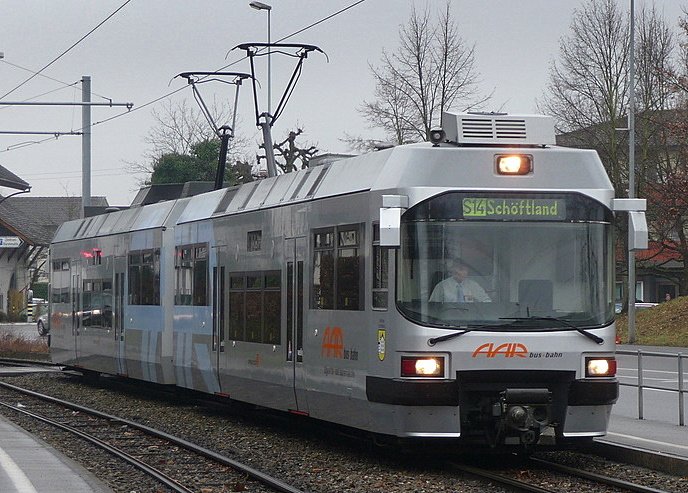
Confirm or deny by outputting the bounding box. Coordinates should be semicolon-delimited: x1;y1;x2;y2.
0;163;109;318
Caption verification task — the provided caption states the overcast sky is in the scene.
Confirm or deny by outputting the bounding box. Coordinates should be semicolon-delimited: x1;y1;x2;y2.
1;0;685;205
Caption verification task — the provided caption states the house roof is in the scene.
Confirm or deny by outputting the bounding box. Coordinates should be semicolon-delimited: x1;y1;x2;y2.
0;164;30;191
0;196;109;246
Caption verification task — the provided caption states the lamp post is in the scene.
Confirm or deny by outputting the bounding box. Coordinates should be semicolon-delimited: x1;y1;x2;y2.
628;0;637;343
249;1;272;116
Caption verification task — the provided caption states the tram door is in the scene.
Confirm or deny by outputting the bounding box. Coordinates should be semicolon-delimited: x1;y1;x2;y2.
212;247;227;391
114;256;127;375
70;261;81;363
285;237;308;413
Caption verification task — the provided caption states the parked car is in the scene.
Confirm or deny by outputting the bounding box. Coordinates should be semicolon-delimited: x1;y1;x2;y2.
35;302;49;336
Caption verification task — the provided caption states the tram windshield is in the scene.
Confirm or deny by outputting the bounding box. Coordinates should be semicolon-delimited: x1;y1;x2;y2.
396;193;614;329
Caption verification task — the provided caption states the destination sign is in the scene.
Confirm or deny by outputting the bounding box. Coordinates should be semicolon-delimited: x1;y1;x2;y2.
0;236;22;248
462;198;566;220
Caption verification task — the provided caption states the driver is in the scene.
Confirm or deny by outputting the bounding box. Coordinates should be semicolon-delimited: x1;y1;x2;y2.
429;260;490;302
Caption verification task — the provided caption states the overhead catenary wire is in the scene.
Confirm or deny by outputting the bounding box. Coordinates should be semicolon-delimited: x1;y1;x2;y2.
0;0;134;100
0;59;113;101
0;0;367;155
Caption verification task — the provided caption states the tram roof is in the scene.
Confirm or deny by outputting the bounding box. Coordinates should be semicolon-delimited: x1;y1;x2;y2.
53;142;614;243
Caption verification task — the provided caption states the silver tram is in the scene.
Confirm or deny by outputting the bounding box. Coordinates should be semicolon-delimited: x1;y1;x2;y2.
49;112;647;449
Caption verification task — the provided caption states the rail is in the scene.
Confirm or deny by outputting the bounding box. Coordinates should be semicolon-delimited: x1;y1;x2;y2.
616;349;686;426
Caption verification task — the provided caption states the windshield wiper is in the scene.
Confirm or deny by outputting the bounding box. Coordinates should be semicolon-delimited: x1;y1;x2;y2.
427;323;511;346
499;316;604;344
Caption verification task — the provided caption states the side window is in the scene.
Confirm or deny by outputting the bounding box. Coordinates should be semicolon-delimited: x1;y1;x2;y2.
312;230;334;309
372;223;389;310
128;253;142;305
247;230;262;252
82;279;113;328
50;259;71;304
312;224;363;311
337;227;361;310
129;249;161;306
193;245;208;306
175;244;209;306
228;270;281;344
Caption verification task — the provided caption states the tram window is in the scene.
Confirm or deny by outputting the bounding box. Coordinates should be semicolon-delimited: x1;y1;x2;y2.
372;224;389;310
247;230;262;252
52;259;70;271
313;229;335;309
175;244;208;306
245;290;262;342
129;249;161;306
228;277;245;341
312;225;363;311
193;246;208;306
228;270;281;344
82;279;113;328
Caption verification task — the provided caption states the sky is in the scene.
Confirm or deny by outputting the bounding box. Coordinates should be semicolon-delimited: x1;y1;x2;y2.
0;0;686;206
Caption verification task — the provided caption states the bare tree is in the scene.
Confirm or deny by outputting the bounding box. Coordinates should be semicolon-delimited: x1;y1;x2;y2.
541;0;630;195
543;0;688;297
128;98;251;185
256;127;318;174
360;2;488;145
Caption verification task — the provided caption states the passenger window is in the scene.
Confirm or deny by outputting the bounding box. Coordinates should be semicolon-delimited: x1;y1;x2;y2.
175;244;208;306
312;225;363;311
228;270;281;344
372;223;388;310
129;249;161;306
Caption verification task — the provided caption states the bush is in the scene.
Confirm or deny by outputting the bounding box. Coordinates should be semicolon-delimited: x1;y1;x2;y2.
0;311;7;322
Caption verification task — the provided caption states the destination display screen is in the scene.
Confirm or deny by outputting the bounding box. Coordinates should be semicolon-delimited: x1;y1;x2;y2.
404;192;612;223
462;197;566;221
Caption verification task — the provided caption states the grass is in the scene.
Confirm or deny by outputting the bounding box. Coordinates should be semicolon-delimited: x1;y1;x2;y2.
615;295;688;347
0;333;50;359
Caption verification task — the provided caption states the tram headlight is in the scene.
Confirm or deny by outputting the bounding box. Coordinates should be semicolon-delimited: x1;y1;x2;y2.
496;154;533;175
401;356;445;377
585;357;617;377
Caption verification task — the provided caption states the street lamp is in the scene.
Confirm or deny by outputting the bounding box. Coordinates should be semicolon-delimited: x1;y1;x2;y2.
249;1;272;116
628;0;637;342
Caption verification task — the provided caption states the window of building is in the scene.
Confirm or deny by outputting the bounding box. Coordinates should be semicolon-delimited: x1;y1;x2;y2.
175;244;208;306
228;270;281;344
312;225;363;310
372;223;388;310
128;249;160;305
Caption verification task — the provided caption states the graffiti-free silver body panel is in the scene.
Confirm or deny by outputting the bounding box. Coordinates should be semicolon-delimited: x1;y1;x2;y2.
51;140;617;443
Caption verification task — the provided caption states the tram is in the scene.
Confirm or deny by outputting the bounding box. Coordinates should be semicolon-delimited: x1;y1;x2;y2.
48;112;647;448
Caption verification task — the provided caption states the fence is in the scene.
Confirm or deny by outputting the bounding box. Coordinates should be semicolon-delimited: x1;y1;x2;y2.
616;349;686;426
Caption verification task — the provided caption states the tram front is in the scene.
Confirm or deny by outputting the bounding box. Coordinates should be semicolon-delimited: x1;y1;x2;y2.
395;190;619;447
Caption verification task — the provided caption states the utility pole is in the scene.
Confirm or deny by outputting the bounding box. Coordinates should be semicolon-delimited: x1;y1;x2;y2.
82;75;91;216
0;77;133;218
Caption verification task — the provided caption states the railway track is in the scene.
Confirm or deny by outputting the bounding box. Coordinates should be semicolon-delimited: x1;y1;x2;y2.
449;455;674;493
1;364;685;493
0;379;304;493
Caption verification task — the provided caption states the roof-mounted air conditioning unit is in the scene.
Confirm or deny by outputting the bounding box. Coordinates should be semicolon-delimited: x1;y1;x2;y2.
441;112;556;146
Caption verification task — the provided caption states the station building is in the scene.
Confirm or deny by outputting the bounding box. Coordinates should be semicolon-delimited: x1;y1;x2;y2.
0;163;109;320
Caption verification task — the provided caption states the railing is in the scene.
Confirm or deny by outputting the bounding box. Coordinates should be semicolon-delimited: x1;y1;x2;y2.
616;349;686;426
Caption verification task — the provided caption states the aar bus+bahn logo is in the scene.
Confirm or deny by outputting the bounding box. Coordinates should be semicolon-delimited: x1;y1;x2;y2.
472;342;529;358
